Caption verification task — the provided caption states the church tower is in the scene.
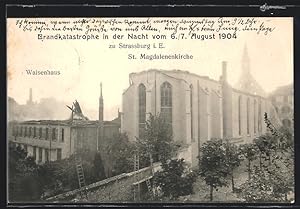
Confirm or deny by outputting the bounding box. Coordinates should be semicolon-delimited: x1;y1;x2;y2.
99;82;104;122
242;45;250;77
234;45;266;97
98;82;104;151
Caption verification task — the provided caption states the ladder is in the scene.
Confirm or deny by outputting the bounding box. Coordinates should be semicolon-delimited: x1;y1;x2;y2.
145;179;153;199
147;153;155;199
75;156;86;188
133;153;140;201
75;155;88;199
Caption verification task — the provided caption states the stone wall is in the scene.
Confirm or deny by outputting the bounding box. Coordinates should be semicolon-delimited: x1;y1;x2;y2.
46;164;160;203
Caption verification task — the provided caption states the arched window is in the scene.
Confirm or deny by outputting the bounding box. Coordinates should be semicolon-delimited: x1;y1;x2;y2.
190;84;194;141
258;100;262;132
161;82;172;127
247;98;250;134
254;100;257;133
138;84;146;138
238;96;242;135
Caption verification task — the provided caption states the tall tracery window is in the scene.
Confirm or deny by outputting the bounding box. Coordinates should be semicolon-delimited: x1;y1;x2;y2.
238;96;242;135
254;100;257;133
138;84;146;138
247;98;250;134
258;100;262;133
161;82;172;127
190;85;194;142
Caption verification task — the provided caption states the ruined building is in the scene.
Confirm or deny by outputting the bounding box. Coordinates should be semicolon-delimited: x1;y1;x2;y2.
8;84;120;177
269;84;294;129
121;47;282;167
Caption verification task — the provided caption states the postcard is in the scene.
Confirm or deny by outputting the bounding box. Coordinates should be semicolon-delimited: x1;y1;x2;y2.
7;16;294;203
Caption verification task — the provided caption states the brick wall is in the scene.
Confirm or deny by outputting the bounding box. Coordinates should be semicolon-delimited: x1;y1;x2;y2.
46;164;160;203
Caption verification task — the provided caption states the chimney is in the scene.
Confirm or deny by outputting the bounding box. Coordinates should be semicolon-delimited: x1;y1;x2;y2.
27;88;33;105
30;88;32;102
99;82;104;122
222;61;227;83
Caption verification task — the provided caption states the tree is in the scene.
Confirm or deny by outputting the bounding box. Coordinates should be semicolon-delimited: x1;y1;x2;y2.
136;113;181;167
254;133;278;167
239;165;274;202
239;115;294;202
239;143;258;180
224;140;242;192
199;139;229;201
93;152;106;180
9;144;42;202
38;148;106;198
268;162;294;201
104;133;135;176
153;159;197;200
239;161;294;202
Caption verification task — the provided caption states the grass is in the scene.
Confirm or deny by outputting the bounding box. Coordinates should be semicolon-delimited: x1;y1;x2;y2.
180;161;249;202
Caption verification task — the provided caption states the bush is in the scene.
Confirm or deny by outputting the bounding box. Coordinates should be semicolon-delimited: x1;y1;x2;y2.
9;145;42;202
153;159;197;200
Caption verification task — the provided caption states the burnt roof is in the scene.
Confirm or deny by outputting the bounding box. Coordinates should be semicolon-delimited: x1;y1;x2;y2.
10;118;120;127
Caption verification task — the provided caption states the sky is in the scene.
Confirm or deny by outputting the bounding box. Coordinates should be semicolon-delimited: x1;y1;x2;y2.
7;17;293;120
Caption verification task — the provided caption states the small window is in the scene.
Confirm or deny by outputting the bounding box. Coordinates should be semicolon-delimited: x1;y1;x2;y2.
39;127;42;139
29;127;32;137
57;149;62;160
38;147;42;163
33;127;36;138
52;128;57;141
20;127;23;136
45;149;49;162
45;128;49;140
24;127;27;137
13;126;16;136
61;128;64;142
33;146;36;160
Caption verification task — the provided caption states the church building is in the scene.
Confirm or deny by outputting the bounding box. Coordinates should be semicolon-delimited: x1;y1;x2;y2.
121;46;279;167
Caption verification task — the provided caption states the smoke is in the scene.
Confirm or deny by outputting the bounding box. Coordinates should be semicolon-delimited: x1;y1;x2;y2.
8;97;69;121
8;97;120;122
